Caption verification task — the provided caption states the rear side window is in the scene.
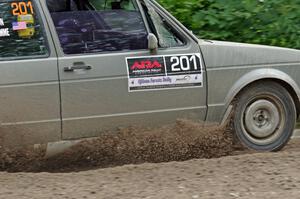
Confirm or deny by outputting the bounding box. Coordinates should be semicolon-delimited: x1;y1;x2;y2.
0;0;48;59
47;0;148;55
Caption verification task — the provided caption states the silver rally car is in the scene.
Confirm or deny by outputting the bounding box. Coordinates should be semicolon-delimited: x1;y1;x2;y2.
0;0;299;153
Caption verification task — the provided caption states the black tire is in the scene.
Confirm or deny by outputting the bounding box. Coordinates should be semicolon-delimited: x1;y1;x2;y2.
233;81;296;152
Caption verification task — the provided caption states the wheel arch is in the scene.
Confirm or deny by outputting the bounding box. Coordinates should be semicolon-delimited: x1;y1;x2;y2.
222;68;300;124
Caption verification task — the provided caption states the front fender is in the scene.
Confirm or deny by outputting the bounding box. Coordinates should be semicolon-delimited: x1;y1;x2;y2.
221;68;300;124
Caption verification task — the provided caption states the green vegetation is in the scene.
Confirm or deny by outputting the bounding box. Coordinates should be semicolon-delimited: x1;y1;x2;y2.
158;0;300;49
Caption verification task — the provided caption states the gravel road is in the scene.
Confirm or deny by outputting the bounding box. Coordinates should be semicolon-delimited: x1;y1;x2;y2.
0;139;299;199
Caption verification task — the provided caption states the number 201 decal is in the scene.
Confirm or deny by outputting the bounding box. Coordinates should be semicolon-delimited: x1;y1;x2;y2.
165;54;202;75
11;1;34;16
170;55;199;72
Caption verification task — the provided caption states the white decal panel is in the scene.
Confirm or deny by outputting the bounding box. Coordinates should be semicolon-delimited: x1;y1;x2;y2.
126;53;203;92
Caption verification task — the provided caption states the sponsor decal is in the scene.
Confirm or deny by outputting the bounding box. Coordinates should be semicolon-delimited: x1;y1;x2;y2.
12;21;27;31
0;28;10;37
0;18;4;26
127;57;165;78
176;75;191;82
130;60;162;70
19;14;33;21
126;53;203;91
16;14;35;38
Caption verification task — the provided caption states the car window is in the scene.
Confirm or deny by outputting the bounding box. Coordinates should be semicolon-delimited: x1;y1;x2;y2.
46;0;148;55
142;1;184;48
88;0;136;11
0;0;48;59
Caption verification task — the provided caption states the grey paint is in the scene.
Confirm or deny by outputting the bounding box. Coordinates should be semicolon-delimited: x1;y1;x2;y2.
200;40;300;122
201;40;300;68
0;1;61;147
1;0;300;148
40;0;207;139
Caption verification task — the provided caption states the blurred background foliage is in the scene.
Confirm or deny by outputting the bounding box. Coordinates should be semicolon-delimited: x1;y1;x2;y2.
158;0;300;49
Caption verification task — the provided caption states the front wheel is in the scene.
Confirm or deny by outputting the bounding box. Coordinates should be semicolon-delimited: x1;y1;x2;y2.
233;81;296;151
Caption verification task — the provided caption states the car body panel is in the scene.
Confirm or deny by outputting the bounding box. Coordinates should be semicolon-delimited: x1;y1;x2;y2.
200;40;300;123
200;40;300;68
0;1;61;147
40;0;207;139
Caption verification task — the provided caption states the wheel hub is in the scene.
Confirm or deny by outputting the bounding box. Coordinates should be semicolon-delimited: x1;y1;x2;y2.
253;110;268;127
244;99;280;139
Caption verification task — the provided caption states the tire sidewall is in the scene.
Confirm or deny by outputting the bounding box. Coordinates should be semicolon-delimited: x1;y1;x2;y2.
233;82;296;151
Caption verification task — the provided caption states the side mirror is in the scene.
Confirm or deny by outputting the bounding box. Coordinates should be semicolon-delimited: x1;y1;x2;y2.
148;33;158;54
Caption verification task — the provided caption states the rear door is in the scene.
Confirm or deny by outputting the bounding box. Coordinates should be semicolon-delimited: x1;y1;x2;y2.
43;0;207;140
0;0;61;146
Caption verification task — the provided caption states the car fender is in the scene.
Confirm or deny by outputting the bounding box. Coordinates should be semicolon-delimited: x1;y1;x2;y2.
221;68;300;125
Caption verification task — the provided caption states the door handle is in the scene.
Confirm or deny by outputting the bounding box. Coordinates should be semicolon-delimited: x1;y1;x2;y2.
64;65;92;72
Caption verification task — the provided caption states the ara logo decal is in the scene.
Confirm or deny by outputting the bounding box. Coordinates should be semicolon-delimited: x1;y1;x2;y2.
127;57;165;77
130;60;162;70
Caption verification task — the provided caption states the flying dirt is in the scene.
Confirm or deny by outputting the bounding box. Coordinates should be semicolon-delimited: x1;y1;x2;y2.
1;120;300;199
0;119;236;172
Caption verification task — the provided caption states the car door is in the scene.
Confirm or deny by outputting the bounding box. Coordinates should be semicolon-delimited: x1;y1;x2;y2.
43;0;207;140
0;0;61;147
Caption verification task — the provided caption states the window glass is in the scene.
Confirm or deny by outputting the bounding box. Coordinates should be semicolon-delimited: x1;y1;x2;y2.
0;0;48;58
47;0;148;55
143;2;184;48
89;0;136;11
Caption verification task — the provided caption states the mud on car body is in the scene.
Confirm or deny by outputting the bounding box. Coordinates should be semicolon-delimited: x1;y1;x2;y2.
0;0;299;152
